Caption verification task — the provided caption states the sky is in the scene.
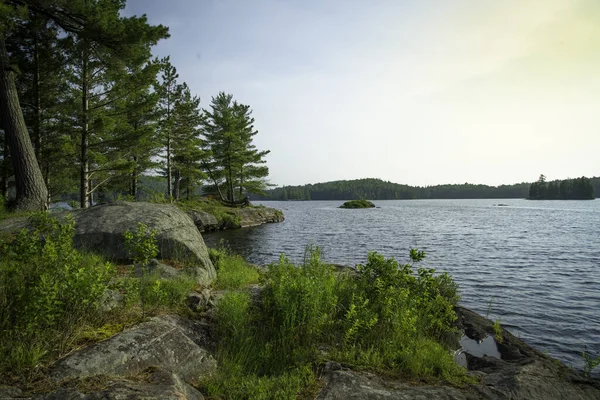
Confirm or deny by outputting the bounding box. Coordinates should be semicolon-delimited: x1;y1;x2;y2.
124;0;600;187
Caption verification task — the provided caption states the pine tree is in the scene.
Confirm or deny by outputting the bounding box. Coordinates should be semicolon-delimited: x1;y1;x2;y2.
171;83;205;201
155;57;181;200
202;92;270;203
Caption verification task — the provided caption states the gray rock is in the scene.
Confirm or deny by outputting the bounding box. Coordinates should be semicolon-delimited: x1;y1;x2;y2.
318;369;475;400
189;211;219;232
0;202;216;286
0;386;24;399
133;259;179;279
50;315;216;385
188;289;212;312
185;206;284;231
229;207;284;228
41;369;203;400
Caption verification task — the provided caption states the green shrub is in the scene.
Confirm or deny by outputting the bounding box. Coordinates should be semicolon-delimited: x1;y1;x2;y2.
0;213;114;375
123;222;159;266
332;250;463;381
201;248;467;398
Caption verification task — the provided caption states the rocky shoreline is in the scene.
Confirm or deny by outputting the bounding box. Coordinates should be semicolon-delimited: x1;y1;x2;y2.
1;202;598;399
187;206;284;232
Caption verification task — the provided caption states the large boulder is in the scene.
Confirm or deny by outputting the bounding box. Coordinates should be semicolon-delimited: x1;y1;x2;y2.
0;202;216;285
188;210;220;232
50;315;216;385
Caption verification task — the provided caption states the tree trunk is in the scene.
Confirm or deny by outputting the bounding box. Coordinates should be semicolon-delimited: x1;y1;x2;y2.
166;134;171;200
1;136;7;199
80;45;89;208
0;35;48;210
33;32;42;162
131;155;138;199
165;96;172;200
173;168;180;201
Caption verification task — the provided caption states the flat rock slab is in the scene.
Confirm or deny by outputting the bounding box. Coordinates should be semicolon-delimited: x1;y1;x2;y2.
50;315;216;385
41;369;203;400
318;370;476;400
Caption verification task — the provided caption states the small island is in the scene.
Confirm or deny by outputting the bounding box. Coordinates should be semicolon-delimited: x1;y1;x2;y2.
339;199;376;209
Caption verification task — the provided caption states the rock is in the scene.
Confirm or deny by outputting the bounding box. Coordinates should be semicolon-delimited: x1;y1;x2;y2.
186;206;284;231
133;259;179;279
318;369;476;400
0;202;216;286
50;315;216;385
0;386;24;399
188;289;212;312
41;369;203;400
455;306;600;399
230;207;284;228
99;289;124;313
189;211;220;232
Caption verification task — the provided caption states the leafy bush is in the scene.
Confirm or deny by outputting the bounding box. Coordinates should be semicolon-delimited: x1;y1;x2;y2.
333;250;464;381
0;213;114;375
123;222;158;266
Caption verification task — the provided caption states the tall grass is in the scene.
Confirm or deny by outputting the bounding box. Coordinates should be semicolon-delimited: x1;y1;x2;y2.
202;247;469;399
209;246;260;290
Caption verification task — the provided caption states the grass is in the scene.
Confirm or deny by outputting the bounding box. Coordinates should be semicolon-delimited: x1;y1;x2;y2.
209;246;260;290
200;247;471;399
339;199;376;209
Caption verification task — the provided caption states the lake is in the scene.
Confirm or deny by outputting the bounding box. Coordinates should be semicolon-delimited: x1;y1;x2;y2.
203;199;600;371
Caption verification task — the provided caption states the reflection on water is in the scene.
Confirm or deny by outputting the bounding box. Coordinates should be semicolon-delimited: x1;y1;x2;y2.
203;199;600;370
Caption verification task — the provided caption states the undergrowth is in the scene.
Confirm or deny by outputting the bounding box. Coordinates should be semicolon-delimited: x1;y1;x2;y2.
0;214;194;384
209;246;260;290
201;247;469;399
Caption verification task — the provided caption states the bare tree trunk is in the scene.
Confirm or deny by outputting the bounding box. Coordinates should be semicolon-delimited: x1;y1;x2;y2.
130;155;138;199
165;95;172;201
80;45;89;208
1;134;7;199
173;168;180;201
33;32;42;162
166;133;171;200
0;35;48;210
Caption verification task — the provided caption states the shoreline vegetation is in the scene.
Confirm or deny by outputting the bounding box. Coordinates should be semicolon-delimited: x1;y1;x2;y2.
1;212;599;398
527;175;594;200
0;213;466;394
251;176;600;201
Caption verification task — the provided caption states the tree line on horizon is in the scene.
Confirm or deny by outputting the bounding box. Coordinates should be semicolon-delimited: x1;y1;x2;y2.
0;0;270;211
528;175;594;200
250;177;600;201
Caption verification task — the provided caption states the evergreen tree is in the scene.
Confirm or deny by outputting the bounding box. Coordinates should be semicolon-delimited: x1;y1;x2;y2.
155;57;181;200
171;83;205;201
202;92;270;203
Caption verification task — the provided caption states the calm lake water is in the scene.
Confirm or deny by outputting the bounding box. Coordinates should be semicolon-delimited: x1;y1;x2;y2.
203;199;600;371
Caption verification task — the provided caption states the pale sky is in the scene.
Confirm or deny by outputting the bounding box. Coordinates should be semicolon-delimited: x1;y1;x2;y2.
125;0;600;187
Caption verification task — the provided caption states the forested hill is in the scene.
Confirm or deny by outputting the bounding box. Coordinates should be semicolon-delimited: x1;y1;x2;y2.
252;177;600;200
